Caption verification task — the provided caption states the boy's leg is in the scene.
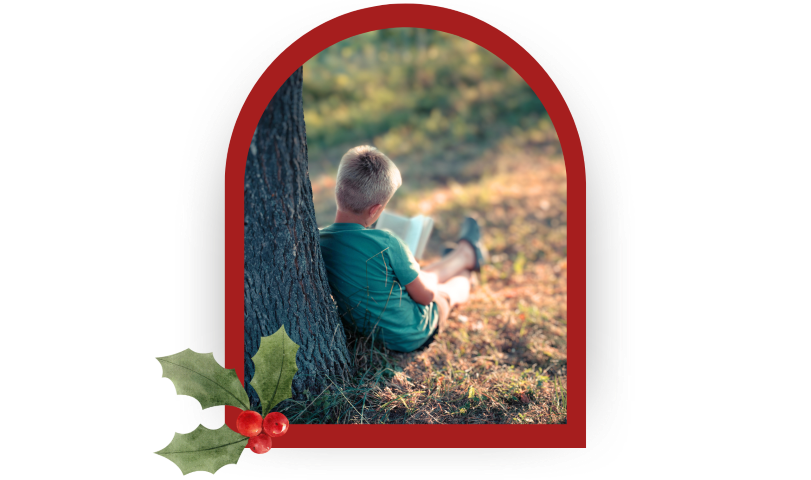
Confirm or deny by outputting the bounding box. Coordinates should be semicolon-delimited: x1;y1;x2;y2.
436;270;471;308
416;272;469;350
422;241;476;283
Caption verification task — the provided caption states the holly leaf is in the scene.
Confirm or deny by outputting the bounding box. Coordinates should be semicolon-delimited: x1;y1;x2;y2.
155;424;248;475
157;349;250;410
250;325;299;415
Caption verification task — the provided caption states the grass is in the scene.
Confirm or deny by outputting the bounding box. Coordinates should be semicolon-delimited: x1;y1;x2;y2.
284;141;567;424
302;28;547;182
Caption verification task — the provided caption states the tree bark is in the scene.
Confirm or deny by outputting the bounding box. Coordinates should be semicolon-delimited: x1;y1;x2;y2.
244;67;353;410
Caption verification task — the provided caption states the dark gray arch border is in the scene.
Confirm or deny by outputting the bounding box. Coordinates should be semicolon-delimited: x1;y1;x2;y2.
181;3;628;473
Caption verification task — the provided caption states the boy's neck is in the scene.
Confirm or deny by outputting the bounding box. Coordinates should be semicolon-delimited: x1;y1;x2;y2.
335;209;372;228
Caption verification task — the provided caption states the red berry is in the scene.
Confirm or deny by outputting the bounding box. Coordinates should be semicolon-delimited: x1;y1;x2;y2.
263;412;289;437
236;410;263;437
247;433;272;454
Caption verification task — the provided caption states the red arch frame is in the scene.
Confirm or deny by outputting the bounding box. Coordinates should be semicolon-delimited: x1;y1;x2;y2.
225;4;585;448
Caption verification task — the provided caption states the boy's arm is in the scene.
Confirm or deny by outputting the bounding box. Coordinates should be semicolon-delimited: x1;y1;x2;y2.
386;232;437;305
405;271;439;306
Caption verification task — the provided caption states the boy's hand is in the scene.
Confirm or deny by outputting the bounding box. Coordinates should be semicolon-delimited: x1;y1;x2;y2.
405;271;439;306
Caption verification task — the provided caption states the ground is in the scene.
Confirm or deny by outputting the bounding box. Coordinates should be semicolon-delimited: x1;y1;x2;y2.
281;142;567;424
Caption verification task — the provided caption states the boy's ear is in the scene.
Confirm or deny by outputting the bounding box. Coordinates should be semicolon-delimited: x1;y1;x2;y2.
369;204;383;217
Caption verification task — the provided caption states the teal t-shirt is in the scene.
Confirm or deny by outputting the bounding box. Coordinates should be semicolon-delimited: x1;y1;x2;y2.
318;222;438;352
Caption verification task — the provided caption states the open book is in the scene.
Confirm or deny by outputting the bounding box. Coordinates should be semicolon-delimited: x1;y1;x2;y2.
374;211;434;260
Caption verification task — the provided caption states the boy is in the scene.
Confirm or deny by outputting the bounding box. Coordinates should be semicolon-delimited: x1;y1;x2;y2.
318;145;486;352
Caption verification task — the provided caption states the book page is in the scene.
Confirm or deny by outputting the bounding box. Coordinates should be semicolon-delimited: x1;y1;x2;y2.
403;216;424;256
375;211;410;238
375;211;433;259
375;211;413;251
415;216;434;259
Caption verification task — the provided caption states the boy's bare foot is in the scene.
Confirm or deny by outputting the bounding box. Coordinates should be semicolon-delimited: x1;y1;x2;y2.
442;217;488;272
456;217;488;272
457;240;477;271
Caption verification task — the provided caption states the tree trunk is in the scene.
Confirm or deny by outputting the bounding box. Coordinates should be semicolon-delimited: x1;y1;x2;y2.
243;66;353;410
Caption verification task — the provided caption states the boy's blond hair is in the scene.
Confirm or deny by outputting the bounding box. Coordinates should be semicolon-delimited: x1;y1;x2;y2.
335;145;402;214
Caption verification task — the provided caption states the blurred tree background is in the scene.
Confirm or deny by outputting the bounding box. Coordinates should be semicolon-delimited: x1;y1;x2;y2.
303;28;561;230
